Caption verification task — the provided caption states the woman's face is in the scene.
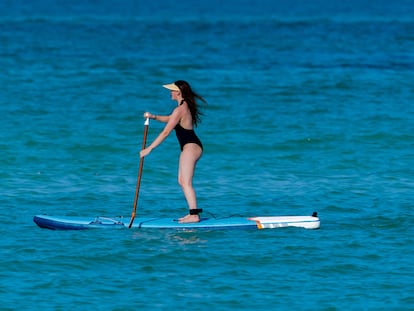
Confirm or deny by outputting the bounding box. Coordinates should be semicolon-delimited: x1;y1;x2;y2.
170;90;181;101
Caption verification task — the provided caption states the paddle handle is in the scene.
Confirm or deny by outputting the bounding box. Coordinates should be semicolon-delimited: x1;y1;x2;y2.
128;118;149;228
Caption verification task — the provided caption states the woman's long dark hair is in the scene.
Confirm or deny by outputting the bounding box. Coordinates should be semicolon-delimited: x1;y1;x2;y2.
174;80;206;126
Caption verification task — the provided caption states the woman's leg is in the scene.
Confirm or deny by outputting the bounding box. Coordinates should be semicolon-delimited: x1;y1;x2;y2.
178;144;202;223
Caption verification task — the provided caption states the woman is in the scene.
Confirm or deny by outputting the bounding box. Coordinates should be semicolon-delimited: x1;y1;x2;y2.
140;80;206;223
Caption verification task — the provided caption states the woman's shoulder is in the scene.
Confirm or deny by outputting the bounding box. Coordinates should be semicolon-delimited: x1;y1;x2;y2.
173;102;189;114
168;105;185;124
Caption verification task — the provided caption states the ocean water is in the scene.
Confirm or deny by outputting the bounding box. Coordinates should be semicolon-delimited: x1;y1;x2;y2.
1;0;414;309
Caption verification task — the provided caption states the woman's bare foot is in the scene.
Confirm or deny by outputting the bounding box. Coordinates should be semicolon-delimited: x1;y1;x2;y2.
178;214;200;223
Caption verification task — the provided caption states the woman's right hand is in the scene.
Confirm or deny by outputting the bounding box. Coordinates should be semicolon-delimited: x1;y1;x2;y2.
143;112;151;119
140;147;152;158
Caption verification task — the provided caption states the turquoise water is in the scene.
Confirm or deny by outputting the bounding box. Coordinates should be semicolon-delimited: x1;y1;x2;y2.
2;0;414;309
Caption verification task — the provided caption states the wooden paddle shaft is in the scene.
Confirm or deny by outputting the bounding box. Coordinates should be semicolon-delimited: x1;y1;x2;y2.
128;118;149;228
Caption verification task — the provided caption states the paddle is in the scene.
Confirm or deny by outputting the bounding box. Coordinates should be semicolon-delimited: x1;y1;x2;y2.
128;117;150;228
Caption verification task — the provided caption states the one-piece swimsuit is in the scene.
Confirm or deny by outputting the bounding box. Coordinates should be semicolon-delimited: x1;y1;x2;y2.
174;123;203;151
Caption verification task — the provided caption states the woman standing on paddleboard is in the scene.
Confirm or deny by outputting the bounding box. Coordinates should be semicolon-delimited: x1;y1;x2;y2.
140;80;206;223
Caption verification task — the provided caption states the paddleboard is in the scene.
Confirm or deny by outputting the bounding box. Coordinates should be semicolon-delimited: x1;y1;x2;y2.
33;213;320;230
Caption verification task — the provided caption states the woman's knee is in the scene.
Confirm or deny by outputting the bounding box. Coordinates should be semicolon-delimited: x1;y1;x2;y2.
178;175;192;189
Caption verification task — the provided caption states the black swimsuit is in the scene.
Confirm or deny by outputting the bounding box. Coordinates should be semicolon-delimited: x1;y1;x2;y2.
174;123;203;151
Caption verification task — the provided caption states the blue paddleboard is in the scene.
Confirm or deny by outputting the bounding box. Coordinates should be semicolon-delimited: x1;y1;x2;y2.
33;213;320;230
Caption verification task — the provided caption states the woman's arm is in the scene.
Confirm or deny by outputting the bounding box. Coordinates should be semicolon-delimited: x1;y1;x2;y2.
144;112;169;123
140;107;183;158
